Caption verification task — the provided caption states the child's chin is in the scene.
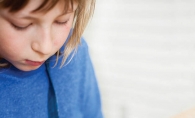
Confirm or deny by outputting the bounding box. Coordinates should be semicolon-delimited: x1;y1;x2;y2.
16;65;42;72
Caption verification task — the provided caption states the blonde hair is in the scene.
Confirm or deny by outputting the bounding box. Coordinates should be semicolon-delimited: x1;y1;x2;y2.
0;0;95;68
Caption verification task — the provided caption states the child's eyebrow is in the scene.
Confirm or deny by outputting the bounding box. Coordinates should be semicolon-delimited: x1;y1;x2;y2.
17;11;73;20
58;11;73;17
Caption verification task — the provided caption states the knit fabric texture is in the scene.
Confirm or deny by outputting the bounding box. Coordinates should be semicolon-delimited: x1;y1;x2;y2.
0;38;103;118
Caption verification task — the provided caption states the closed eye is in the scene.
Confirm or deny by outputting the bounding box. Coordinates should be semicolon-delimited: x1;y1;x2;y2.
11;23;32;31
55;20;69;25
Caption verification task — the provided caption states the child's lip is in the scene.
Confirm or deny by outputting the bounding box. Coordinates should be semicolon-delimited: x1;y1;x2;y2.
25;60;45;66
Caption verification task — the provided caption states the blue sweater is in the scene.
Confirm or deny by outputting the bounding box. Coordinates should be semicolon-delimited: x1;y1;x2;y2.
0;38;103;118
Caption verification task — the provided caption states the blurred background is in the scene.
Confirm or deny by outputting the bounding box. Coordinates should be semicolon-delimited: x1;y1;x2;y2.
83;0;195;118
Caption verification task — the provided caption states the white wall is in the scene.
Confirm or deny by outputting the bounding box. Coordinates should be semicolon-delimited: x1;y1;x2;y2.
84;0;195;118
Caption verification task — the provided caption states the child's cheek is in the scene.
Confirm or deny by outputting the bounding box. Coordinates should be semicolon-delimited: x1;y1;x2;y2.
55;26;71;45
53;39;65;48
53;33;68;50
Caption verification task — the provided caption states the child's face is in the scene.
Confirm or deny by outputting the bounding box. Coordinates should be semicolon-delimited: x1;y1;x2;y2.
0;0;77;71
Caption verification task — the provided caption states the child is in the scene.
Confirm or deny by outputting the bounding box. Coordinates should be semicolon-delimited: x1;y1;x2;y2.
0;0;103;118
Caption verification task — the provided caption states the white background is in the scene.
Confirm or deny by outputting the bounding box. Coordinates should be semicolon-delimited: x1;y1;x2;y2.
84;0;195;118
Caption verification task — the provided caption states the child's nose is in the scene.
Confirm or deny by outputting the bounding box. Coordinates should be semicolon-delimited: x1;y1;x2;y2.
31;29;53;55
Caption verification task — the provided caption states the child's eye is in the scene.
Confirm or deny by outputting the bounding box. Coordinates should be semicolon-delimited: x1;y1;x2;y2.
11;23;32;31
55;20;69;25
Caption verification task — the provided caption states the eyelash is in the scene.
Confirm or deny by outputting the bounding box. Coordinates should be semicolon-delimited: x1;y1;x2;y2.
11;20;69;31
11;23;31;30
55;20;69;25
